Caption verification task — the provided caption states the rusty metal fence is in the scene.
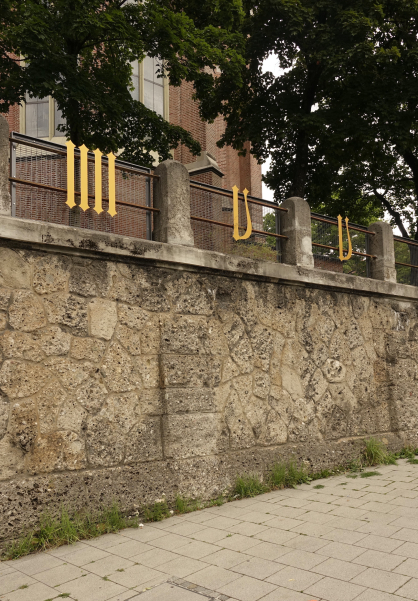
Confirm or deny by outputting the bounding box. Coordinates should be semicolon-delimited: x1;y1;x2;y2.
189;180;287;262
394;236;418;286
9;132;157;240
311;213;375;277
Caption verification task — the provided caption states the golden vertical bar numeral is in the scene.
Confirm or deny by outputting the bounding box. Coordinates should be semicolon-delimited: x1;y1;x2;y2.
79;144;89;211
338;215;353;261
107;152;117;217
93;149;103;214
66;141;75;209
232;185;252;241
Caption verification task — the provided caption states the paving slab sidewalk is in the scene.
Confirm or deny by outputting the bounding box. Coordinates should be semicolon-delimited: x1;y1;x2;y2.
2;459;418;601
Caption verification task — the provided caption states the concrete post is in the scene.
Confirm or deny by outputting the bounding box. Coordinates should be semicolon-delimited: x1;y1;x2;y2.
368;221;397;282
0;115;11;216
280;196;314;268
153;159;194;246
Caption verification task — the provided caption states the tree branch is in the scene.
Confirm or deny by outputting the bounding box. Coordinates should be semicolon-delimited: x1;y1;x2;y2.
373;188;410;238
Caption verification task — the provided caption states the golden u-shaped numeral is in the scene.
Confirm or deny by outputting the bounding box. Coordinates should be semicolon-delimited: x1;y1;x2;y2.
66;141;76;209
232;185;252;241
338;215;353;261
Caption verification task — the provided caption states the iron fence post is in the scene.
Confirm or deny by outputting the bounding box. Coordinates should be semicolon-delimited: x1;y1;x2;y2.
10;133;16;217
275;204;281;263
146;175;152;240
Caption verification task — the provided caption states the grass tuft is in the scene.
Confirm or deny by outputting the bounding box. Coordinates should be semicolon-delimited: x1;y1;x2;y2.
269;460;310;490
234;474;268;498
143;500;171;522
360;471;381;478
175;495;202;514
313;484;325;489
3;502;137;560
363;438;393;466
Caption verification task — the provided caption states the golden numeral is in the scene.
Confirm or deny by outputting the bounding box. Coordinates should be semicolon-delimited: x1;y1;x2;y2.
338;215;353;261
232;185;252;241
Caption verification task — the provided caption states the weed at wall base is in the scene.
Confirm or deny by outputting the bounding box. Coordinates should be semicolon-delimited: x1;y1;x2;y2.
3;502;138;560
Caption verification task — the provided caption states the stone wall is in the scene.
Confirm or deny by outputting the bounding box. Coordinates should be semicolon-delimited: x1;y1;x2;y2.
1;236;418;545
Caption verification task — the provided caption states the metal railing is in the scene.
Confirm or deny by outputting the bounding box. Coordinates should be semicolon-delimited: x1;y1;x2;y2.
394;236;418;286
311;213;375;277
9;132;158;241
189;180;288;262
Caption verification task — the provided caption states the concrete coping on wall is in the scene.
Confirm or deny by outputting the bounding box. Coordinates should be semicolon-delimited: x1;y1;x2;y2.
1;215;418;302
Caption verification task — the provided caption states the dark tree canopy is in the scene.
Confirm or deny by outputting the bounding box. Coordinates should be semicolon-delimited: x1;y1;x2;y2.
218;0;418;239
0;0;245;166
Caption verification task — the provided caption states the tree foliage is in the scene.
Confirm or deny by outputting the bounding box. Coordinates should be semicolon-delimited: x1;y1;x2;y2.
218;0;418;239
0;0;245;166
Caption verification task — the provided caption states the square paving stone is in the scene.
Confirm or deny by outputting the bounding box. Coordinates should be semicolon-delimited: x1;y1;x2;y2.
151;533;190;551
278;549;326;570
352;548;405;570
350;567;410;593
311;557;366;581
354;590;407;601
1;581;59;601
186;564;242;589
63;546;112;566
355;534;404;552
200;516;242;530
120;527;167;543
230;556;282;579
244;542;293;561
130;548;178;568
7;553;63;575
154;556;209;578
108;564;164;588
174;540;220;559
228;522;269;537
260;585;320;600
165;522;207;537
191;527;228;544
266;565;324;590
218;534;262;552
316;541;366;561
0;572;36;595
283;535;329;553
393;541;418;558
205;548;251;569
395;578;418;600
128;582;214;601
321;528;368;545
56;572;128;601
394;557;418;577
305;576;366;601
256;527;299;545
217;574;277;601
32;562;87;586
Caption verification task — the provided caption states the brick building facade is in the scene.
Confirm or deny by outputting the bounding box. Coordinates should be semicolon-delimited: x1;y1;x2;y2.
4;79;262;197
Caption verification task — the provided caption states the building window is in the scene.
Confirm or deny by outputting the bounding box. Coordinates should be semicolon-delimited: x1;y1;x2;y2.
23;95;66;139
130;56;168;119
144;56;164;117
25;95;49;138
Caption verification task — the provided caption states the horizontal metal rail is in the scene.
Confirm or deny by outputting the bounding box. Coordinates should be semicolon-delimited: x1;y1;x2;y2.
312;242;376;259
190;215;288;239
190;181;288;212
311;215;376;235
9;135;158;178
9;177;160;212
395;261;418;269
394;236;418;248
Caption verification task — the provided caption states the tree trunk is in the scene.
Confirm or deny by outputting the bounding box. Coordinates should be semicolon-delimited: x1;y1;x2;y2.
289;63;322;199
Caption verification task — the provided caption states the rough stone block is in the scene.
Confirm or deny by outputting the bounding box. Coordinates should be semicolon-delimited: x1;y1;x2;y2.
164;389;216;413
125;416;163;463
88;298;117;340
33;255;71;294
101;342;140;392
161;315;210;355
27;431;86;473
70;337;106;363
161;355;221;388
0;248;30;289
8;290;46;332
163;414;219;459
44;294;88;336
0;360;51;398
